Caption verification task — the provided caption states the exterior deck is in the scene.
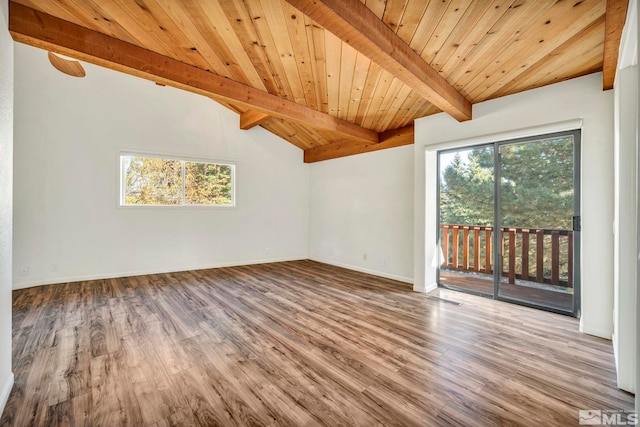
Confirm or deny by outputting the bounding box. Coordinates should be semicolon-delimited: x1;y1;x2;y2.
439;223;575;312
439;270;574;312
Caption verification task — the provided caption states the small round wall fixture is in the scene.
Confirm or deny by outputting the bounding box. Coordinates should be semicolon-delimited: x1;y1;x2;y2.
47;51;86;78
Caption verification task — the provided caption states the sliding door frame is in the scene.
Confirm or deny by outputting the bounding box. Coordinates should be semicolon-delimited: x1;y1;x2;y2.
436;129;581;317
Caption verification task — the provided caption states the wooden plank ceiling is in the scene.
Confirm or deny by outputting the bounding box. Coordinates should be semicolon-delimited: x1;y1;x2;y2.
9;0;627;162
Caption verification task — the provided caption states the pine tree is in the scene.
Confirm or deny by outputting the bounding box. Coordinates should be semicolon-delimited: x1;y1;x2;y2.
440;137;574;230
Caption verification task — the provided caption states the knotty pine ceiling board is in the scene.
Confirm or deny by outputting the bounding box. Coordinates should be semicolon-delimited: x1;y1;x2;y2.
440;0;556;89
12;0;614;160
458;0;606;101
490;13;606;100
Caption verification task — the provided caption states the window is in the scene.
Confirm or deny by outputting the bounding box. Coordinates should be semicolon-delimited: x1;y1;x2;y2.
120;153;235;206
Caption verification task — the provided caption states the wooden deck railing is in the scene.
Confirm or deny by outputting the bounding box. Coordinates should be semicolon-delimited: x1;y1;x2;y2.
440;224;573;288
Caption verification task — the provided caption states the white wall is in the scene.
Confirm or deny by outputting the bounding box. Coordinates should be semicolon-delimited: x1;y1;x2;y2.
309;145;414;283
0;0;13;414
636;0;640;412
614;64;638;393
414;74;616;338
637;0;640;409
613;0;638;394
13;43;309;289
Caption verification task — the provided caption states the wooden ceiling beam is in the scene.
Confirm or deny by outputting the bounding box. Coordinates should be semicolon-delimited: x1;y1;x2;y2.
603;0;630;90
285;0;472;122
304;124;414;163
240;110;271;130
8;1;378;145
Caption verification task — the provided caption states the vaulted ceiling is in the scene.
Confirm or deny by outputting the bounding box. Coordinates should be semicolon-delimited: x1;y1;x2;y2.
8;0;629;162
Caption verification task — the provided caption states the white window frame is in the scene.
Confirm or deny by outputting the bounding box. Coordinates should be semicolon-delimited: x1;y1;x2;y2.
118;150;236;208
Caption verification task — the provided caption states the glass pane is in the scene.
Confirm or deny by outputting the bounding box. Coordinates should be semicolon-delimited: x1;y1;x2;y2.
438;145;495;296
498;135;575;312
123;156;182;205
185;162;233;205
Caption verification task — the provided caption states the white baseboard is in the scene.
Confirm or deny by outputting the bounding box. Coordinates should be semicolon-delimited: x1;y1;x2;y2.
12;256;306;290
612;332;619;370
0;372;13;416
579;319;612;340
309;257;413;284
13;256;415;290
413;282;438;293
412;283;438;293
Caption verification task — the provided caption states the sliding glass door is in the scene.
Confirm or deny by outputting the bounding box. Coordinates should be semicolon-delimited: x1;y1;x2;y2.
437;130;580;316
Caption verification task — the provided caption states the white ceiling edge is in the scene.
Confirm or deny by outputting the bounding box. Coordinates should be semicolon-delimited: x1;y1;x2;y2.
619;0;638;69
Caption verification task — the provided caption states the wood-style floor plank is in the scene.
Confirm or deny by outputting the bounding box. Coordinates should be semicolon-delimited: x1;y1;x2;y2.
0;260;634;426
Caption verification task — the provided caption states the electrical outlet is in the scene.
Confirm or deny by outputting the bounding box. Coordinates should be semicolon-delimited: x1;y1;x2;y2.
19;266;29;277
381;257;387;267
363;253;368;261
50;263;59;273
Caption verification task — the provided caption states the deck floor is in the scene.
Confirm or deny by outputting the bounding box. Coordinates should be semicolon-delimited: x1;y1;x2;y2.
1;260;631;426
439;270;574;312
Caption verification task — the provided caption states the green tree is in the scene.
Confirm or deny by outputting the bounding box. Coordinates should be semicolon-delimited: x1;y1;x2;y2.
185;162;232;205
440;137;574;230
440;148;494;226
498;138;574;229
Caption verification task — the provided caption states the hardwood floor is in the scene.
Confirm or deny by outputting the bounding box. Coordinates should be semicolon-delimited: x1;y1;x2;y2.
0;260;633;426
